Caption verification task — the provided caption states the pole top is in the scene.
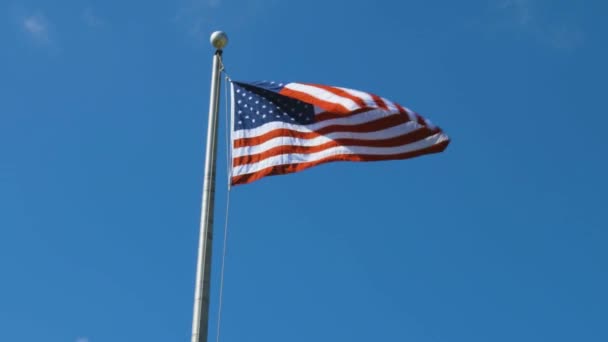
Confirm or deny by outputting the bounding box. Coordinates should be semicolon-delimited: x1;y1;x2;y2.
210;31;228;50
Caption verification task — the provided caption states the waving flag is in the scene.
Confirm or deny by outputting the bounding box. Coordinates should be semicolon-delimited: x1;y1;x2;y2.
230;81;450;185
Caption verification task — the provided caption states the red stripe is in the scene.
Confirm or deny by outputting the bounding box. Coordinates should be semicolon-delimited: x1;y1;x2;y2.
279;87;351;114
370;94;389;110
305;83;368;109
414;112;427;126
231;139;450;185
314;107;391;122
395;104;408;115
234;114;412;148
233;128;437;167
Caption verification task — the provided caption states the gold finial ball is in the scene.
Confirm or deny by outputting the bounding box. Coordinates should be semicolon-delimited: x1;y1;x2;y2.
210;31;228;50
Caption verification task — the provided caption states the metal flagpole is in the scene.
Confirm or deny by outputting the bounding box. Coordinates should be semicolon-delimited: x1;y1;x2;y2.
191;31;228;342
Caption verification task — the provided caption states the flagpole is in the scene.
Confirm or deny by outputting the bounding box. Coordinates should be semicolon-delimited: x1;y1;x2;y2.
191;31;228;342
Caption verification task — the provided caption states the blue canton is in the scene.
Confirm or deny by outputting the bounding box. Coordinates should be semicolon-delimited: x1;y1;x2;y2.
233;81;315;130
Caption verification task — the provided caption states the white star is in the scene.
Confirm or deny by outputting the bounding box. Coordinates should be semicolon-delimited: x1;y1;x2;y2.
269;110;273;113
248;96;252;100
238;120;242;124
245;115;249;119
262;105;266;108
252;119;255;123
262;114;266;118
238;110;242;114
236;89;240;93
238;100;242;104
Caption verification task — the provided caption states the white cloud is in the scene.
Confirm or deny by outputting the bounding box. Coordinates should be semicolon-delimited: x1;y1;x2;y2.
208;0;221;8
545;26;585;50
83;8;104;28
498;0;533;27
23;13;50;44
175;0;218;39
175;0;280;41
76;337;89;342
493;0;584;50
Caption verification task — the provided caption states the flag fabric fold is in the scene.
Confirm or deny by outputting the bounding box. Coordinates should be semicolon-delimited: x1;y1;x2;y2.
230;80;450;185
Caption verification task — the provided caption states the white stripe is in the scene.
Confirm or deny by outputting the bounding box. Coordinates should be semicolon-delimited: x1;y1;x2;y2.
232;133;449;176
423;118;436;129
233;108;416;140
381;97;399;112
284;83;361;111
402;106;417;122
336;87;377;108
337;87;401;114
232;121;421;157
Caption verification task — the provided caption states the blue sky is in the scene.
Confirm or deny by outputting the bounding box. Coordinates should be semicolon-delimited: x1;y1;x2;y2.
1;0;607;341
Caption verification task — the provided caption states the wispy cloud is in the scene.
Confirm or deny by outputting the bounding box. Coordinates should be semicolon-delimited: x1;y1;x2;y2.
76;338;89;342
175;0;221;40
83;8;105;28
492;0;584;50
22;13;51;44
546;27;584;50
498;0;533;26
207;0;221;9
175;0;279;41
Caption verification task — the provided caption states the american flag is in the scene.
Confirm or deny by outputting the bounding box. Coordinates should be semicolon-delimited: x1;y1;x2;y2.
230;81;450;185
